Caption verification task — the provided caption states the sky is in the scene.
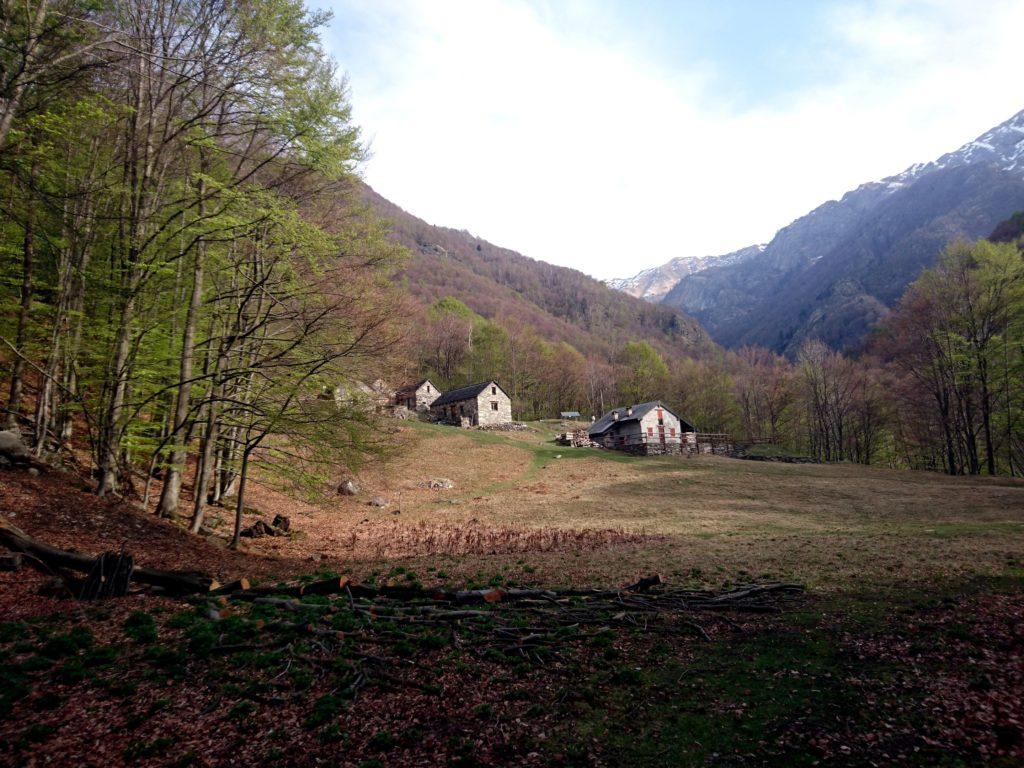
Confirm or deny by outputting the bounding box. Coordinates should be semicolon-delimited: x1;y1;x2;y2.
312;0;1024;280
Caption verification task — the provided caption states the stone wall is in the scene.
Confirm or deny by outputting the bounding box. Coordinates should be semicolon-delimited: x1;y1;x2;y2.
622;441;683;456
474;386;512;426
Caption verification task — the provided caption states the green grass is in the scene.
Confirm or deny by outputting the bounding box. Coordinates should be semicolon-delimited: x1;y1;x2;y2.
565;581;1021;767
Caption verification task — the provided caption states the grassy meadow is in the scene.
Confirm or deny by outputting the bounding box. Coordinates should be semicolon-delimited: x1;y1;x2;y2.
3;420;1023;766
244;419;1024;594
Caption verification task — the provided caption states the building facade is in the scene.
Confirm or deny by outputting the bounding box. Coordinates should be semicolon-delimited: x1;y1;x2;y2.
588;401;695;455
430;381;513;427
395;379;440;412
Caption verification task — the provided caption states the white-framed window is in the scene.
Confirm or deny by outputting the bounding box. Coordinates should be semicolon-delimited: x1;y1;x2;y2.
491;401;498;411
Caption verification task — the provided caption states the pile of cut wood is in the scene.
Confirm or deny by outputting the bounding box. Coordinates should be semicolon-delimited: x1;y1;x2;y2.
0;520;806;648
194;573;805;678
556;429;594;447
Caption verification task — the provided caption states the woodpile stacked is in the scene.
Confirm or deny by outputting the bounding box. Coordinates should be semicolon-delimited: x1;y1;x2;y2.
556;429;595;447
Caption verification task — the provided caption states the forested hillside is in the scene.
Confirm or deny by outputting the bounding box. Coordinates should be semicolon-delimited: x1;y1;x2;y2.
0;0;408;538
363;185;712;363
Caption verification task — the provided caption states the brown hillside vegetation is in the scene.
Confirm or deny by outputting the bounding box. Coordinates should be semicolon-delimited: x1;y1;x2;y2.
362;184;713;362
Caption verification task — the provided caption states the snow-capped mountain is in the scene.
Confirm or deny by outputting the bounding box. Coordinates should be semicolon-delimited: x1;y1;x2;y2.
870;108;1024;195
652;107;1024;355
605;245;765;302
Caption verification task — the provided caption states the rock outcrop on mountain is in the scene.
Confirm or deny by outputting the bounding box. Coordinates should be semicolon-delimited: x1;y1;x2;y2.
606;245;765;302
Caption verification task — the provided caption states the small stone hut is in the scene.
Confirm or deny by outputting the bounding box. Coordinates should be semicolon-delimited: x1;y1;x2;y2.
394;379;440;412
430;381;512;427
588;401;695;455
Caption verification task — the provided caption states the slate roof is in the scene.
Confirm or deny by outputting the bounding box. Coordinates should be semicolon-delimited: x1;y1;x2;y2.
432;381;505;408
396;378;433;396
588;401;695;436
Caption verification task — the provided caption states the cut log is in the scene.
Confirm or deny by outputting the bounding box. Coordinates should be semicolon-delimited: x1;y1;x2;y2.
626;574;662;593
230;575;352;599
0;553;23;572
0;518;219;595
300;576;350;596
79;551;134;599
210;578;251;596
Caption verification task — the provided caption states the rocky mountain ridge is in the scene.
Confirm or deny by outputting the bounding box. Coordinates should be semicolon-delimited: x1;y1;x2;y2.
611;108;1024;354
605;245;765;302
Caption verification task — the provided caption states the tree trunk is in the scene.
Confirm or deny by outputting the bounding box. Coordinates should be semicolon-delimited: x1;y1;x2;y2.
97;293;135;496
5;188;35;429
155;237;205;518
230;446;254;549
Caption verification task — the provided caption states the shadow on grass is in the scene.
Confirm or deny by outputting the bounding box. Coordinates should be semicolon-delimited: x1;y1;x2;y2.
560;575;1024;768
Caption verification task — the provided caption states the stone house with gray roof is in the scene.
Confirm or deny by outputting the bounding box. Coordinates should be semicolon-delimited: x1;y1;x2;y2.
588;401;695;455
395;379;439;412
430;381;512;427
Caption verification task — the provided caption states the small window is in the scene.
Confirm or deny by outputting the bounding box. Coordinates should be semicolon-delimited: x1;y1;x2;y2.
491;401;499;411
647;427;653;435
491;386;497;395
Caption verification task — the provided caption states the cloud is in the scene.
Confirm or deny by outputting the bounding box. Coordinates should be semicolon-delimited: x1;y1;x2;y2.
321;0;1024;279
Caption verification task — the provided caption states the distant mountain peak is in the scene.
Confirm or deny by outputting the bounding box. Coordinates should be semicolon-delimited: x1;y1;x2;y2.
877;108;1024;194
607;245;767;302
657;106;1024;355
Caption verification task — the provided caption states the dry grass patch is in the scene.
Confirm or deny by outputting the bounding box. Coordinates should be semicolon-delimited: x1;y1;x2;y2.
218;422;1024;592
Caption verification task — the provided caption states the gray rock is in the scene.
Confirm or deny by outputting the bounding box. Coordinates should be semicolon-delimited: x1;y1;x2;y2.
369;497;389;508
0;430;29;464
27;467;39;477
420;478;454;490
338;479;361;496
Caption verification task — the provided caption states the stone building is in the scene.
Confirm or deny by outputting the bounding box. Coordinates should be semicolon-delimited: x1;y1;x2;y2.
588;401;695;455
394;379;440;412
330;379;392;412
430;381;513;427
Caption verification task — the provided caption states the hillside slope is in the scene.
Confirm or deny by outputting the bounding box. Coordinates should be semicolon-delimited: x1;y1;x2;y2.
362;185;714;361
652;108;1024;354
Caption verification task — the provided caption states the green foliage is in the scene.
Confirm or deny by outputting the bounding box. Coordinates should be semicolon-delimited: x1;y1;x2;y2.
305;693;344;728
0;0;406;517
616;341;669;405
123;612;158;644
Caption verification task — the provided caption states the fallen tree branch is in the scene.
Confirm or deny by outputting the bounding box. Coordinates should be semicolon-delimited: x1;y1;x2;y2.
0;518;220;595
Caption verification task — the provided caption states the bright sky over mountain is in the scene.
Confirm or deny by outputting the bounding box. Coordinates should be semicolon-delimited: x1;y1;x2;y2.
315;0;1024;279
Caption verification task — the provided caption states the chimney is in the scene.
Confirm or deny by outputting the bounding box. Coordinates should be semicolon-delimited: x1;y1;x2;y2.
626;406;633;417
612;411;620;421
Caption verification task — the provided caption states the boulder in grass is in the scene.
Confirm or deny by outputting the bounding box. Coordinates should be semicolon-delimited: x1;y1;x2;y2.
240;519;290;538
369;497;389;508
337;480;360;496
420;478;454;490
